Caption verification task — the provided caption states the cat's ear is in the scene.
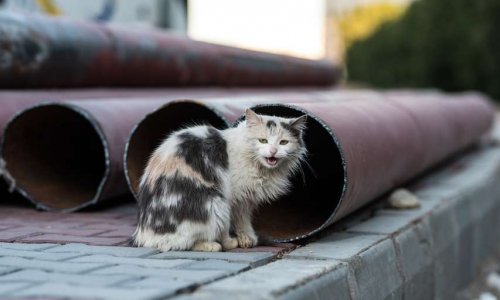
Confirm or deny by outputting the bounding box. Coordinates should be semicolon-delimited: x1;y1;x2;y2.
245;109;263;127
289;114;307;131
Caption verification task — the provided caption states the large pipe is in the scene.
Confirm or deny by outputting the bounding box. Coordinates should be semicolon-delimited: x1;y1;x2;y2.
124;91;495;242
0;11;340;88
0;99;230;211
0;88;334;210
0;87;334;139
0;88;229;140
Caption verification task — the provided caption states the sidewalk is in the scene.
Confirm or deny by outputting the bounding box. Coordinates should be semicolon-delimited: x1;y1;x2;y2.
0;137;499;299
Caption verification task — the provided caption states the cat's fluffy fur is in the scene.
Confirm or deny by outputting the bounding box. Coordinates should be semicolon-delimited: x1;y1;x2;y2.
132;109;307;252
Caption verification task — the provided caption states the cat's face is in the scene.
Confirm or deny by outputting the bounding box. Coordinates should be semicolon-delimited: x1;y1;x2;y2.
245;109;307;169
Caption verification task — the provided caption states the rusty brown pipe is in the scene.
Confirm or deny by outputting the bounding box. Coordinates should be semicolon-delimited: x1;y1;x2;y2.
0;87;340;208
124;91;495;242
0;99;230;211
0;11;340;88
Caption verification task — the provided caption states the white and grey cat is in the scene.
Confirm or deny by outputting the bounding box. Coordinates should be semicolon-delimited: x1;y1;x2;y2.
132;108;307;252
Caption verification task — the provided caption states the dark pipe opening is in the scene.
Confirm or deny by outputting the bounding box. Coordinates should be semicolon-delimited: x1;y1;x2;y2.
249;105;345;242
2;104;106;210
125;101;229;195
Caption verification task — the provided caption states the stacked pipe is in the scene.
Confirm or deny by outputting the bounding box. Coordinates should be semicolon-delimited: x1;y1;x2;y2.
1;90;494;241
0;12;495;242
0;12;340;88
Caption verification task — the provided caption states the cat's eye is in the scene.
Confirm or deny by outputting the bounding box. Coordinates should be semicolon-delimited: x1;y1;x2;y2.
279;140;289;145
258;138;268;144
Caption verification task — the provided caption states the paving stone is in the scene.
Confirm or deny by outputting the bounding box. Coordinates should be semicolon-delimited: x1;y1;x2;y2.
96;229;135;238
45;243;158;257
92;265;225;283
351;238;403;300
276;263;351;300
427;198;461;299
0;257;108;274
287;232;386;260
0;242;58;251
0;266;19;275
346;213;414;235
197;258;343;297
69;254;194;268
0;225;15;231
0;269;135;287
174;290;273;300
0;282;37;295
12;282;175;300
119;277;195;291
18;234;129;246
180;259;249;272
0;248;83;261
393;220;434;300
151;251;275;267
0;227;42;242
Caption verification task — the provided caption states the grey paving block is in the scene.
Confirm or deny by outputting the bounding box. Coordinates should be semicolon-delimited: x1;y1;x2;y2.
150;251;275;267
0;257;108;274
120;276;194;291
0;248;84;261
12;282;176;300
276;263;351;300
199;258;342;296
393;220;434;300
0;266;19;275
0;282;37;295
346;213;413;235
45;243;158;257
0;242;58;251
287;232;386;260
180;259;249;273
351;238;403;300
92;265;225;283
176;290;274;300
173;290;272;300
427;201;459;253
69;254;194;268
0;269;136;287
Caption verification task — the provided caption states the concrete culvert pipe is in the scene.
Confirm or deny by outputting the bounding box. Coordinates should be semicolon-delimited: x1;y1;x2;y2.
124;91;495;242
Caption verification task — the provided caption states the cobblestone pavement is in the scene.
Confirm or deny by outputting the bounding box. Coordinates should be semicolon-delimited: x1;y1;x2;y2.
0;138;499;299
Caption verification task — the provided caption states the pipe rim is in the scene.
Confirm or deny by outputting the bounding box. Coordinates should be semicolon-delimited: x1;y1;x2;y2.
123;99;230;198
240;103;348;242
0;102;109;212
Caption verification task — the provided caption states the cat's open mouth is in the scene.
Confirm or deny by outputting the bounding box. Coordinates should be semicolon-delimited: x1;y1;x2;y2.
265;157;279;166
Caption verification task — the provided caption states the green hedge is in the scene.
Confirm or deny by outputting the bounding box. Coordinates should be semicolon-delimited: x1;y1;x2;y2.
346;0;500;100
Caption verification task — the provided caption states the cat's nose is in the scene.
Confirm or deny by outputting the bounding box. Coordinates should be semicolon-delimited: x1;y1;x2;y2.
269;147;277;155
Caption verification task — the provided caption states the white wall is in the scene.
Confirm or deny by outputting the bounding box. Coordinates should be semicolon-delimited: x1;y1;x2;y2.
188;0;326;60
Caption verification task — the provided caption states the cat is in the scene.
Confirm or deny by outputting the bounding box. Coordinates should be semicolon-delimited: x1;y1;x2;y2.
132;108;307;252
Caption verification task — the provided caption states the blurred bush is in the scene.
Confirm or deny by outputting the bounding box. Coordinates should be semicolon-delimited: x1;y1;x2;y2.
338;2;407;49
346;0;500;100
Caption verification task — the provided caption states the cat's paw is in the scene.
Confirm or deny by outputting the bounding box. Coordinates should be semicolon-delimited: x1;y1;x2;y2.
222;237;238;250
191;241;222;252
237;232;258;248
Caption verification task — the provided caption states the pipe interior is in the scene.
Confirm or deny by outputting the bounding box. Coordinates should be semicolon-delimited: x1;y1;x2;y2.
2;105;106;210
126;101;229;194
250;105;344;242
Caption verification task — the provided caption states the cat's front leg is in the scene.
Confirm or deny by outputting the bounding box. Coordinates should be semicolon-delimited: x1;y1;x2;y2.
232;204;258;248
